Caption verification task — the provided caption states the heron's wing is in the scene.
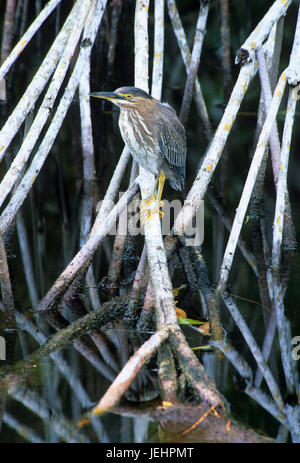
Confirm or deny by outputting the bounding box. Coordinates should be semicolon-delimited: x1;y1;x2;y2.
156;106;186;167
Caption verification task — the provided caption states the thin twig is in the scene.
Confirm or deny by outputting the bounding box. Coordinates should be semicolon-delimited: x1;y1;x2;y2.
0;0;62;81
167;0;213;140
235;0;292;64
212;338;288;427
0;0;107;233
179;4;209;125
271;87;297;395
0;0;91;208
217;71;287;293
3;412;44;443
163;4;285;260
222;293;285;413
0;0;79;162
79;33;100;310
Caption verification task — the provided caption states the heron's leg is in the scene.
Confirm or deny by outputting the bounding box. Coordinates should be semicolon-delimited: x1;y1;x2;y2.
156;171;166;203
144;172;165;203
141;172;165;223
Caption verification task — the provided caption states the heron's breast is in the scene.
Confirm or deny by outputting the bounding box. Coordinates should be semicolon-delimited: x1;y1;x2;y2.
119;110;160;174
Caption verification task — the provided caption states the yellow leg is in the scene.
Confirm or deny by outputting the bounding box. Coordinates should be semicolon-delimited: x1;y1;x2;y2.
157;172;166;203
141;171;165;224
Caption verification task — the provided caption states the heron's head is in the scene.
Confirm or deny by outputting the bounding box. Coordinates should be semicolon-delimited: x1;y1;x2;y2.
89;86;153;109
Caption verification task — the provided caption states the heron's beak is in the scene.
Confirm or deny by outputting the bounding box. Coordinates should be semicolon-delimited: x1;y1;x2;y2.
89;91;125;101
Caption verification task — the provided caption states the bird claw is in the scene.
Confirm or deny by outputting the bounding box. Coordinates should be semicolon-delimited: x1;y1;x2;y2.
140;199;164;225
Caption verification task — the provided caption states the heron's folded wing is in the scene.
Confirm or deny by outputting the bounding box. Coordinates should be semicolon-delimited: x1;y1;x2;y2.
156;111;186;168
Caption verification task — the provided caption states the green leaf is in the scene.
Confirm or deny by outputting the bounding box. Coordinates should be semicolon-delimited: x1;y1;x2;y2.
178;318;206;325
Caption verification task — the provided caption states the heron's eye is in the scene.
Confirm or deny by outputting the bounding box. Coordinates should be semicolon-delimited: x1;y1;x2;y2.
125;93;133;99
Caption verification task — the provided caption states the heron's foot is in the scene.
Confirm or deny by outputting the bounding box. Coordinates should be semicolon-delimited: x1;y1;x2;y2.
143;193;156;207
140;198;164;225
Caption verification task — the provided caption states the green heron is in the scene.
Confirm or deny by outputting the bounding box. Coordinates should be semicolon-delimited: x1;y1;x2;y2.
90;86;186;209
